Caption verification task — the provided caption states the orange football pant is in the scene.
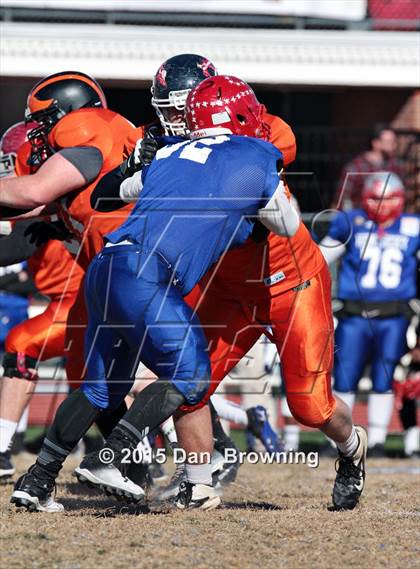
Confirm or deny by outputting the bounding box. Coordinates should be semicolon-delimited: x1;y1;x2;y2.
182;263;336;428
5;293;77;365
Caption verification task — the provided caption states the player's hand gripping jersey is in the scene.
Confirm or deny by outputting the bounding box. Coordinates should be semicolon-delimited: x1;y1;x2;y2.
328;209;419;303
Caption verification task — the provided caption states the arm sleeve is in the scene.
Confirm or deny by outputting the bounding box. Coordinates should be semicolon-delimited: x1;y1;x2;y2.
0;219;39;265
119;169;145;202
58;146;103;184
90;163;128;212
319;236;347;265
257;180;300;237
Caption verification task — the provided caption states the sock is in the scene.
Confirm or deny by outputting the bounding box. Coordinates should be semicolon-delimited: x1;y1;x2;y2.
283;425;300;451
335;391;356;412
336;425;359;457
109;381;186;451
36;388;101;477
186;463;212;486
404;426;419;456
211;394;248;426
368;392;394;447
17;406;29;434
0;418;18;453
160;416;178;445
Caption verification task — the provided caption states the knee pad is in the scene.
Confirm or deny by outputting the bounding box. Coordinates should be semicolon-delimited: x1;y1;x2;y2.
2;352;38;380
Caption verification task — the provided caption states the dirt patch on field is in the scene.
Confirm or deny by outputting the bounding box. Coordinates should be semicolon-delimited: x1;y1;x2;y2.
1;454;419;569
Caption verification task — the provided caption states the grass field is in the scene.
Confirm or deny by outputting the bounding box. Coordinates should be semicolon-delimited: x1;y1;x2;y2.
1;451;419;569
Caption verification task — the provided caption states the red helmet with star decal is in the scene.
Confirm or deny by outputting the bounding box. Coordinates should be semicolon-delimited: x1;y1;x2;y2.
0;121;38;177
362;172;405;224
185;75;270;141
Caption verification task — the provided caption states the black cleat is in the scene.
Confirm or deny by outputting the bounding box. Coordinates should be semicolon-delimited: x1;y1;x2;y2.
0;451;15;481
176;481;221;511
10;465;63;512
332;426;367;511
213;438;241;486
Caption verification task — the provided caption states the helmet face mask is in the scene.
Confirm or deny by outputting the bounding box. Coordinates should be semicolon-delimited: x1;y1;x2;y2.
151;54;217;136
152;92;190;136
362;173;405;224
26;125;55;168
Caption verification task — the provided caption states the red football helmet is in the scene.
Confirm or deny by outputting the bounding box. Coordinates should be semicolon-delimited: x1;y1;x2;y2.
0;121;38;177
185;75;270;140
362;172;405;224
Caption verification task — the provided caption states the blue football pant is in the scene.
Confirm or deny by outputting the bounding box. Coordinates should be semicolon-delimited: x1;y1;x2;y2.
81;244;210;410
334;314;409;393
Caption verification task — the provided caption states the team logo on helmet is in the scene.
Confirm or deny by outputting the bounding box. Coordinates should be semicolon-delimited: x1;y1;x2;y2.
197;58;216;78
156;65;167;87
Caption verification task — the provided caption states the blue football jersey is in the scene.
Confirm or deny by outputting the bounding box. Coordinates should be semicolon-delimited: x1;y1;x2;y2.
107;135;282;294
328;209;419;301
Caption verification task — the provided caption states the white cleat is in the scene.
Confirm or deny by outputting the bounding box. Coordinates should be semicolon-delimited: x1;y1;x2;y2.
176;482;221;511
11;491;64;513
75;452;145;502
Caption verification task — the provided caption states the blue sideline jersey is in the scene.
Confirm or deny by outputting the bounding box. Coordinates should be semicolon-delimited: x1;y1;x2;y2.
328;209;419;302
107;135;282;295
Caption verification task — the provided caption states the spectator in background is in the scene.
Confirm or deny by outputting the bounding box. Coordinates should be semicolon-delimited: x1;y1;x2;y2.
334;124;404;210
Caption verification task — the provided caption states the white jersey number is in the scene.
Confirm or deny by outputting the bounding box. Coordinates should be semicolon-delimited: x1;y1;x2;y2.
155;136;230;165
360;246;403;289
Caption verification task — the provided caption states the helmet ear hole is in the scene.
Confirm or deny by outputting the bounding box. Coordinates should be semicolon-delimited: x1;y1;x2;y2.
236;114;246;125
217;88;223;100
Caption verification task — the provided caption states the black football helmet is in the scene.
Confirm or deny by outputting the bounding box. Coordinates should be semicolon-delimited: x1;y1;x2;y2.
25;70;107;134
151;53;217;136
24;71;107;166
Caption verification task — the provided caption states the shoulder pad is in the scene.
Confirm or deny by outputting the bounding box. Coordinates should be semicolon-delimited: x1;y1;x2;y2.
264;112;296;167
49;108;113;156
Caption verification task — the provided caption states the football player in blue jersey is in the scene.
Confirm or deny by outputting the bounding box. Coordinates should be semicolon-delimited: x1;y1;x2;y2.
11;75;300;511
320;173;419;457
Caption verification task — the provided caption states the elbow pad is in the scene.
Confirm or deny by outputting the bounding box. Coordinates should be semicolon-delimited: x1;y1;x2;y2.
258;181;300;237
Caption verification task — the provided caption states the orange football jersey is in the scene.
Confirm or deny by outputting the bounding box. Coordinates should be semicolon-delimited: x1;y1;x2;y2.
14;142;84;299
48;108;143;268
207;112;324;298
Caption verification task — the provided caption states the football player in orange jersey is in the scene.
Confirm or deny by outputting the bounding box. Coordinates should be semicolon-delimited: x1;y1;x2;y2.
0;72;155;509
0;123;84;481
